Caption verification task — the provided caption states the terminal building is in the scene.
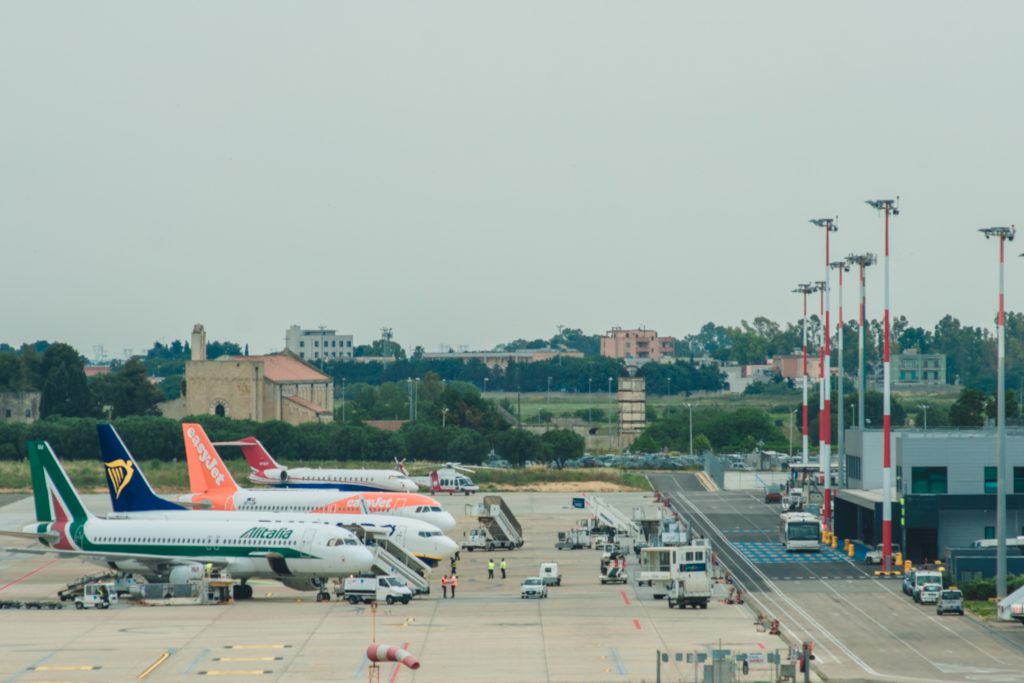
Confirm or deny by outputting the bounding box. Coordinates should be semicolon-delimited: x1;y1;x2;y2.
837;428;1024;573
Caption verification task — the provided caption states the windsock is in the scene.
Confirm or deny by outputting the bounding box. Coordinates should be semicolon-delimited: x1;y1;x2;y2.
366;644;420;670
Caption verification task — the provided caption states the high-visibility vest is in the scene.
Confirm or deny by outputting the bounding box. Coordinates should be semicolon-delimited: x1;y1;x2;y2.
500;560;507;569
488;561;495;570
450;576;458;587
441;576;449;587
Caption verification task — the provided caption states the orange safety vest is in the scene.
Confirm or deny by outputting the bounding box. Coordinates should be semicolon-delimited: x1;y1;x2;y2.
450;576;458;588
441;576;449;587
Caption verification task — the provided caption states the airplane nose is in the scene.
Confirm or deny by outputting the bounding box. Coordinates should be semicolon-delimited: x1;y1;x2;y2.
349;546;375;573
438;536;460;558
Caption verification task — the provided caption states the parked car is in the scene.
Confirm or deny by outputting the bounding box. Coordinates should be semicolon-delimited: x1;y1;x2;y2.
520;577;548;599
936;589;964;616
864;543;902;565
764;484;783;504
918;583;942;605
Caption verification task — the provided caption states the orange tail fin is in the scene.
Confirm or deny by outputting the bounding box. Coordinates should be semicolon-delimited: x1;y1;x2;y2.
182;423;239;496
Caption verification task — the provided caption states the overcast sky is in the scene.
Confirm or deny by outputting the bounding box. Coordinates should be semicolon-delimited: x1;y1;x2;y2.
2;3;1022;360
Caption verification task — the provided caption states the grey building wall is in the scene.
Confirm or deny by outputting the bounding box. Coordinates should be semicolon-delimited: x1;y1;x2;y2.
895;430;1024;497
844;428;889;490
0;392;40;423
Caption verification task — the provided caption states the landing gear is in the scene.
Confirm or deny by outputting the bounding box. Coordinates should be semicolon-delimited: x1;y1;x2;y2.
313;578;330;603
316;591;330;602
233;581;254;600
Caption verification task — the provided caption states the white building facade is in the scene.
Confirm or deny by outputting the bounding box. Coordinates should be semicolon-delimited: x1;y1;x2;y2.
285;325;353;363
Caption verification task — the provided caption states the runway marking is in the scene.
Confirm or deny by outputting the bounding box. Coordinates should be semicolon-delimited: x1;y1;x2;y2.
619;591;631;605
223;645;290;650
29;666;100;672
136;651;170;680
352;657;369;678
183;649;209;675
0;559;59;592
5;653;53;683
198;670;272;676
632;619;642;630
608;647;627;675
214;657;282;662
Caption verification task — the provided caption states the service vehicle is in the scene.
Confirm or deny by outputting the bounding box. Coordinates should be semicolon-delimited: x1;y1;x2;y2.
911;570;944;603
764;484;783;504
340;575;413;605
74;582;117;610
779;512;821;552
600;551;628;584
555;528;590;550
784;488;805;511
864;543;902;565
539;562;561;586
520;577;548;599
918;583;942;605
936;589;964;616
665;546;711;609
462;527;519;552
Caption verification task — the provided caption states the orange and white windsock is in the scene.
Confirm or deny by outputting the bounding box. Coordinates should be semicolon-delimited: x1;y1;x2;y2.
366;644;420;670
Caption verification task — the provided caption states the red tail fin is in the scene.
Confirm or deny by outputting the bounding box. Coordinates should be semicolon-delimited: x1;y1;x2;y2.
431;471;440;492
238;437;281;474
182;423;239;496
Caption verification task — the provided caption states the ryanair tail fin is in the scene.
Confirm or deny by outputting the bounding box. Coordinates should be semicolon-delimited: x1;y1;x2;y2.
97;424;184;512
182;423;239;496
27;441;93;525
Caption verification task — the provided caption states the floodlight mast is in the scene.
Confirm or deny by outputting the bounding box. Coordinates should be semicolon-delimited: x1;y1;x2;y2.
793;283;818;465
811;217;838;532
980;225;1015;599
866;198;899;572
847;253;877;432
831;260;851;489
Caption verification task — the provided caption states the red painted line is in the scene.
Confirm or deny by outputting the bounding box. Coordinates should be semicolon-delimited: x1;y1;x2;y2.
387;641;410;683
632;619;642;630
619;591;631;605
0;559;59;592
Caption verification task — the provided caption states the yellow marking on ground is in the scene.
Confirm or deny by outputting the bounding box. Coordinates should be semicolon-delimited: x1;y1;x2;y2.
30;666;100;671
214;657;282;662
224;645;290;650
137;651;170;680
199;670;271;676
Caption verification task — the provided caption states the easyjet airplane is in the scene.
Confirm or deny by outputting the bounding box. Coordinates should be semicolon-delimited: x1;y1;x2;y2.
179;423;456;532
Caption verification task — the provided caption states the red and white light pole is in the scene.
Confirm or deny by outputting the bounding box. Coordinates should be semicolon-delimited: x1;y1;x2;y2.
866;199;898;572
847;253;877;430
831;260;850;488
793;283;817;465
811;218;838;532
980;225;1015;599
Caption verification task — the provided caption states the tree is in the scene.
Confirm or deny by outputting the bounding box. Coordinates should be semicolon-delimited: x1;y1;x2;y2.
950;388;987;427
985;389;1018;422
492;429;548;465
692;434;712;454
540;429;584;462
39;344;91;418
446;429;490;465
90;359;164;418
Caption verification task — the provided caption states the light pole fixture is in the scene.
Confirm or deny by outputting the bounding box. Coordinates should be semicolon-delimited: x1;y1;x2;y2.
483;377;489;394
441;406;449;429
917;404;929;431
980;225;1015;598
341;377;347;423
793;282;819;465
686;403;694;456
547;376;552;406
847;252;877;431
866;197;899;572
588;378;593;424
607;377;614;444
831;259;851;489
810;217;838;532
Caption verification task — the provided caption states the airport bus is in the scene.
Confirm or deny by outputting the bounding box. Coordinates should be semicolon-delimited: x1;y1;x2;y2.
780;512;821;552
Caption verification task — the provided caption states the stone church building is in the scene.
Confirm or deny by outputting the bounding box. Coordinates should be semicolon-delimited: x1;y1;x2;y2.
160;324;334;425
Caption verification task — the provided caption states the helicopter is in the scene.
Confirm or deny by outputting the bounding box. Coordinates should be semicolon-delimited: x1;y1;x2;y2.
403;462;481;496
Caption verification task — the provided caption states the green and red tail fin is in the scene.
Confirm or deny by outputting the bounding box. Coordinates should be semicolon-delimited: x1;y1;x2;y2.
27;440;93;527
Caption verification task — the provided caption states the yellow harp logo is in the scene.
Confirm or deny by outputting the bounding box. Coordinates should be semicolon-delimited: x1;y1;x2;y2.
106;459;134;499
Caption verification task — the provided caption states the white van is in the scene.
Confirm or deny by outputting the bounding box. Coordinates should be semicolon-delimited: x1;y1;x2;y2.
340;575;413;605
539;562;561;586
911;570;943;603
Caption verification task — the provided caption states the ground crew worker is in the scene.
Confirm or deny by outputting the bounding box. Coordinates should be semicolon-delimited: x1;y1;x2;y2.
441;574;449;599
500;558;508;579
450;574;457;598
487;559;495;579
205;562;213;578
450;557;458;575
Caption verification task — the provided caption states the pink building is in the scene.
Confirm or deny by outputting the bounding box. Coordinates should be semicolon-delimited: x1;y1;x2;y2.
600;327;676;361
772;354;823;380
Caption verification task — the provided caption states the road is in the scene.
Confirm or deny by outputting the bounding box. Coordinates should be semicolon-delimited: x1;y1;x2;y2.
650;472;1024;683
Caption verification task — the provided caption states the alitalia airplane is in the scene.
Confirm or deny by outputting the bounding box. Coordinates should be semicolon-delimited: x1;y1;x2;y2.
5;441;374;601
228;436;418;493
179;423;456;532
98;424;458;567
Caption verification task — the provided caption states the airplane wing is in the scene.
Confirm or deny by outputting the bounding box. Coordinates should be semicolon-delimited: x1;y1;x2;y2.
2;545;231;572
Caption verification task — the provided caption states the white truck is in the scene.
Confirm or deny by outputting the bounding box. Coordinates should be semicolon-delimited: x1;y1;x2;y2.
539;562;561;586
666;546;711;609
340;575;413;605
462;527;519;552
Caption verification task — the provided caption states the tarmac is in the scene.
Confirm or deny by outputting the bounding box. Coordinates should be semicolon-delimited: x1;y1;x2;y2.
0;490;790;683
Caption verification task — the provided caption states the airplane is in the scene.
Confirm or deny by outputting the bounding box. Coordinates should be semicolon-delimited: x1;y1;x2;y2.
179;423;456;532
97;424;458;567
226;436;419;493
407;462;480;496
6;441;374;602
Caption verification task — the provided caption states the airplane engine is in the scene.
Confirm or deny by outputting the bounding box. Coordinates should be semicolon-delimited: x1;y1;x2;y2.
260;468;288;482
169;563;206;585
278;577;320;592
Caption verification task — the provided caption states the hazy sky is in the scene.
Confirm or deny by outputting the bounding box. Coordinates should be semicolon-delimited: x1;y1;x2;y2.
3;3;1022;360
